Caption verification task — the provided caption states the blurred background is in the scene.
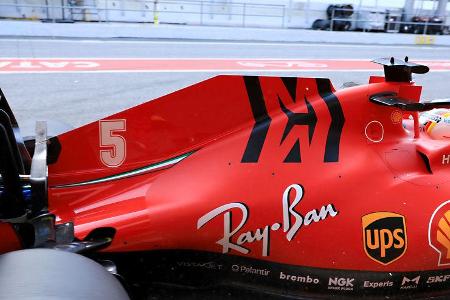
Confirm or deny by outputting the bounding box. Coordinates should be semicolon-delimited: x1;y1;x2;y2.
0;0;449;34
0;0;449;133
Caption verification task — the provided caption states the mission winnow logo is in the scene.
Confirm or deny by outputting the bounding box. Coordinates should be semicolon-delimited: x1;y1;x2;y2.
362;212;407;265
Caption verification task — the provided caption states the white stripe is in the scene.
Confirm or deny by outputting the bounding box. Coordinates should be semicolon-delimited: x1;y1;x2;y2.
0;69;390;74
53;153;191;188
0;38;444;50
0;57;448;61
3;69;450;74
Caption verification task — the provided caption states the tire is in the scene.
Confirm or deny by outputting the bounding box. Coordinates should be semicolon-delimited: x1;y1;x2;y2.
343;21;351;31
312;19;329;30
312;19;321;30
342;5;354;17
326;5;336;19
333;20;349;31
0;249;130;300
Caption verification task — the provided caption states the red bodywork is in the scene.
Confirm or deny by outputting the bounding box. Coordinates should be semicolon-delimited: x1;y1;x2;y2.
0;222;22;253
44;74;450;274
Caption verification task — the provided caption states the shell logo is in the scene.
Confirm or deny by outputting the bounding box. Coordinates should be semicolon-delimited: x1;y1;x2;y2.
437;211;450;254
429;200;450;266
391;110;403;125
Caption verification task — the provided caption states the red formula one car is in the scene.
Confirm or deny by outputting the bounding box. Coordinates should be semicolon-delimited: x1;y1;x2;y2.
1;57;450;299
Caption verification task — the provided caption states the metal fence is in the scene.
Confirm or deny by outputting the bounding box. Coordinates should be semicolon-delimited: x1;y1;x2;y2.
0;0;448;34
0;1;286;27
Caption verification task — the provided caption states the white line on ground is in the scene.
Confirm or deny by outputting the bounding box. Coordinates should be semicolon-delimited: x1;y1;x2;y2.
0;57;447;61
0;38;443;50
2;69;444;74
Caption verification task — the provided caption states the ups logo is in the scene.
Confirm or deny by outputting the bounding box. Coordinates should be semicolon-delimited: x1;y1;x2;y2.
362;212;407;265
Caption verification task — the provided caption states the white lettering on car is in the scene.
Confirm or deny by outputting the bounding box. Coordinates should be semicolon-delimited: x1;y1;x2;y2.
197;184;338;257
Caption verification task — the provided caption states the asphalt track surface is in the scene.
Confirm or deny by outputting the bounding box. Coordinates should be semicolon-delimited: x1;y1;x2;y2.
0;37;449;136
